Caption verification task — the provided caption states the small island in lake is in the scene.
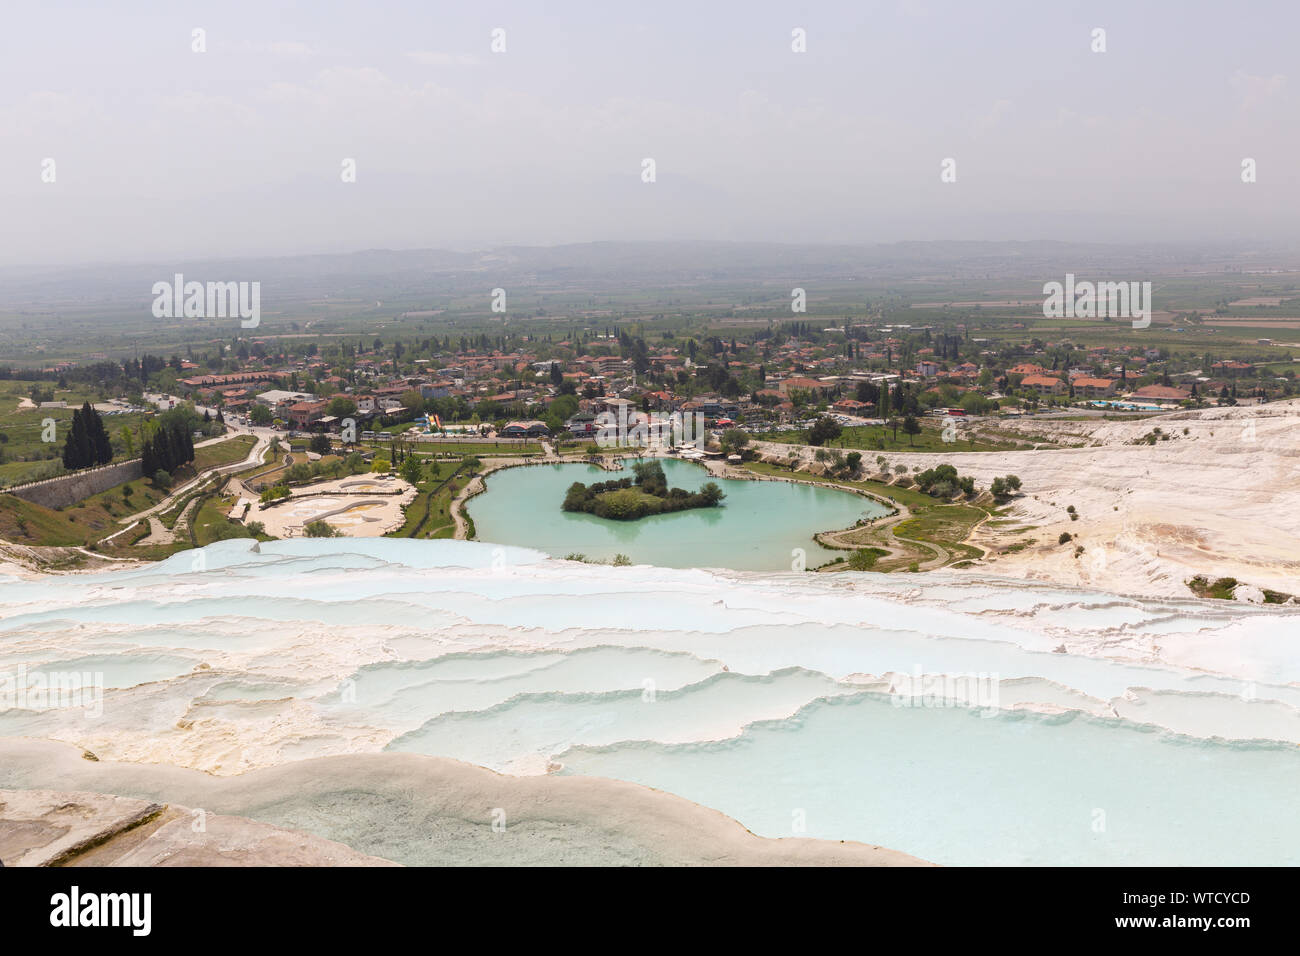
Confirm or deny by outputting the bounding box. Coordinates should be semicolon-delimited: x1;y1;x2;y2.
562;461;725;520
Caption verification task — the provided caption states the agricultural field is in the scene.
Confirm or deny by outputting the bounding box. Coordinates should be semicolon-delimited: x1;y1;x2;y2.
0;380;150;487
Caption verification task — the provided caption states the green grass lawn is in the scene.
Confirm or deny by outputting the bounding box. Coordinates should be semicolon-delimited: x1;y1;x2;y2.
390;460;473;538
190;495;252;546
0;470;169;547
892;505;988;561
742;459;990;568
192;434;256;471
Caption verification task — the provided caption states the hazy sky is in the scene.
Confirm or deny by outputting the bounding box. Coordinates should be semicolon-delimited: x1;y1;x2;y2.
1;1;1295;265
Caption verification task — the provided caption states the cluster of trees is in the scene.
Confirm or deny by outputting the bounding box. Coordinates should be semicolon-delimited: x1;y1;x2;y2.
276;452;368;490
562;461;725;520
61;402;114;471
812;447;864;477
140;413;196;486
914;463;975;499
990;474;1023;501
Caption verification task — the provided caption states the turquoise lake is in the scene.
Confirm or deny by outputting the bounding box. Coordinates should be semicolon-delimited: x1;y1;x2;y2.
467;457;888;571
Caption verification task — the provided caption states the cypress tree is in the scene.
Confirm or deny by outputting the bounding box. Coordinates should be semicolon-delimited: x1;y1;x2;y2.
141;436;157;477
77;411;93;467
165;425;182;473
86;402;112;465
62;407;96;470
62;410;83;470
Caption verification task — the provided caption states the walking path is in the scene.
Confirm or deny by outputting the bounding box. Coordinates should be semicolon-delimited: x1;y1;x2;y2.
100;432;273;546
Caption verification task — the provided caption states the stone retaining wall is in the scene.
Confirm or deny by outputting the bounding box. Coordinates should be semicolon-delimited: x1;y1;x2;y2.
6;459;144;509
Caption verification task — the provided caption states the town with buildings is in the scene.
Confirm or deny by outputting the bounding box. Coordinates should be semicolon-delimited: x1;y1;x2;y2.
154;323;1292;443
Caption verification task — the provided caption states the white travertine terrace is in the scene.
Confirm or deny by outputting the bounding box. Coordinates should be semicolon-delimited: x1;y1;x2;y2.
1;538;1296;865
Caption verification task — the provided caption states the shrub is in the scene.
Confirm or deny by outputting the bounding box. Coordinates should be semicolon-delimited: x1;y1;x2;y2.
260;483;290;503
206;520;252;541
304;520;341;538
1058;532;1073;544
847;548;883;571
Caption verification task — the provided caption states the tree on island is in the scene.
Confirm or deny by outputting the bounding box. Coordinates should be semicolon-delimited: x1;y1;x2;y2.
562;461;724;520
